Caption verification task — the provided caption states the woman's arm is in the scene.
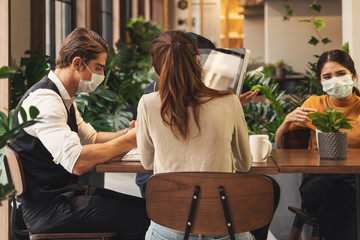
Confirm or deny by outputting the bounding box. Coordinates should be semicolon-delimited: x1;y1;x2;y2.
232;96;253;172
136;97;155;170
275;107;317;149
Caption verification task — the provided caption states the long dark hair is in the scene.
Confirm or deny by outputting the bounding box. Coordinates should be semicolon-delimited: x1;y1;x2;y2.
317;49;359;96
151;31;232;140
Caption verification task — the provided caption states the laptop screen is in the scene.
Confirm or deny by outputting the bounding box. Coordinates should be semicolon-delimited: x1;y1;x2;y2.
199;48;250;97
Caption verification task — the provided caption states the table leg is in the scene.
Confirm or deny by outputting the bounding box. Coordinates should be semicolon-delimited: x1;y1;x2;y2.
356;174;360;240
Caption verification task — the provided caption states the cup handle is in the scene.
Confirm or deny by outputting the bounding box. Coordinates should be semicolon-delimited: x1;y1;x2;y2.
262;140;272;160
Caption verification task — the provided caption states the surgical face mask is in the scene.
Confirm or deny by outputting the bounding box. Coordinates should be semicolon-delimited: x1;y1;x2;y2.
77;61;105;93
321;75;354;100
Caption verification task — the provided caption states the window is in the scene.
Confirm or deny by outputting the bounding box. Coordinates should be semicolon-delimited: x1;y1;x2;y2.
45;0;75;60
101;0;113;47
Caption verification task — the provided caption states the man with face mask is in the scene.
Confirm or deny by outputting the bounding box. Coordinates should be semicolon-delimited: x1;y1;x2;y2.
10;27;149;239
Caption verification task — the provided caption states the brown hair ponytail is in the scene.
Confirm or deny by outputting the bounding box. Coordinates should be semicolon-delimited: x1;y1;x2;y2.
151;31;232;140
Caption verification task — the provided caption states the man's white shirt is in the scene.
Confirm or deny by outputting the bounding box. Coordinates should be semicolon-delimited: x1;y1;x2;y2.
19;71;97;173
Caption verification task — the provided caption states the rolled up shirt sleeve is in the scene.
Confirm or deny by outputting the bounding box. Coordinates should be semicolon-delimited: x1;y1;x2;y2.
20;89;84;173
74;103;97;145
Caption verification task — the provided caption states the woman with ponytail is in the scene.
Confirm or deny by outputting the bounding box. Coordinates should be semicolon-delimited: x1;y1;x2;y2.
136;31;253;239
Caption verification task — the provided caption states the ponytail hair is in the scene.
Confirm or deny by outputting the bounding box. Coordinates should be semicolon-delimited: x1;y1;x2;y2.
151;31;232;140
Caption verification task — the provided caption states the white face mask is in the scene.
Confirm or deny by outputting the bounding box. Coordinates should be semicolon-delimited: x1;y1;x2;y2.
77;61;105;93
321;75;354;100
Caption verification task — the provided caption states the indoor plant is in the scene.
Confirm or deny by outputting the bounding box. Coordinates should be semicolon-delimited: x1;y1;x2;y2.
0;106;39;205
308;107;353;159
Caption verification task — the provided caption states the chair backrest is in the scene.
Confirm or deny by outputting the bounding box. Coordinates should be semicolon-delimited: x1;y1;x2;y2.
146;172;274;235
4;145;25;196
283;129;310;149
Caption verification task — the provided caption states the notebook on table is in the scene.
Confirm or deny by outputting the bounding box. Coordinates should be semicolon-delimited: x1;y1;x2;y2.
122;148;140;161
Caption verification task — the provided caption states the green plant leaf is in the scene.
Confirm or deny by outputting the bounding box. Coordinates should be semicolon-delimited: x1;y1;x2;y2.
19;107;27;123
308;36;319;46
321;38;332;44
29;106;40;119
309;107;354;133
0;111;8;130
0;66;17;78
93;89;119;102
0;183;15;206
342;42;349;53
313;18;325;31
287;9;293;17
310;4;321;12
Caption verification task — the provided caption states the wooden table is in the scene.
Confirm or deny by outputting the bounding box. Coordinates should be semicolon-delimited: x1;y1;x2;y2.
96;156;279;175
271;149;360;173
271;149;360;240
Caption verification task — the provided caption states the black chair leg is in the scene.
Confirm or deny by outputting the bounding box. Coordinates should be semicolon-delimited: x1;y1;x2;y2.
311;222;322;240
289;215;304;240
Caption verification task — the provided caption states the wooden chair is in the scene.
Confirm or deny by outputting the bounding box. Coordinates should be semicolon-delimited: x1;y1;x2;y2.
146;172;274;239
282;129;323;240
283;128;311;149
4;145;118;240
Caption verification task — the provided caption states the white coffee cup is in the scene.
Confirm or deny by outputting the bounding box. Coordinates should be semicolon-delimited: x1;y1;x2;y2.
249;135;272;163
316;128;321;149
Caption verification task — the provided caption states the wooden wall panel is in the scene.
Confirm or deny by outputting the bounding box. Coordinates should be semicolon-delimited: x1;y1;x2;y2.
152;0;164;29
0;0;9;113
76;0;86;27
90;0;101;34
120;0;127;42
30;0;45;54
0;0;10;237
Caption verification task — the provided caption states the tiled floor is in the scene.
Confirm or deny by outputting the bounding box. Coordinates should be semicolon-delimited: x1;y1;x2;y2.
104;172;278;240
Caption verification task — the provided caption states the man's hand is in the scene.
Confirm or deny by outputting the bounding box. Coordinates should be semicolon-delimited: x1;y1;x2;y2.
239;89;260;106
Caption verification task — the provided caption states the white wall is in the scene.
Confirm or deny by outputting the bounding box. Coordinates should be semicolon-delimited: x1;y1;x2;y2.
243;16;264;63
168;0;221;47
10;0;31;67
264;0;342;73
342;0;360;88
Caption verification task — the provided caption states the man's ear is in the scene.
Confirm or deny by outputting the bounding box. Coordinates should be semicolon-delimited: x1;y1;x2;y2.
72;57;82;71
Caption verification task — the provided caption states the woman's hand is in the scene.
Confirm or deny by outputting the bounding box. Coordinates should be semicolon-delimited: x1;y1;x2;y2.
239;89;260;106
275;107;316;149
285;107;317;124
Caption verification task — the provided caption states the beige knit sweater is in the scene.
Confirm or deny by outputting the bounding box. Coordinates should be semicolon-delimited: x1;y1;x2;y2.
136;92;252;174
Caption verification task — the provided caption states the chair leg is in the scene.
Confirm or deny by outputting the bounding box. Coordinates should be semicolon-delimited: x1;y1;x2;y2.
311;222;322;240
289;215;305;240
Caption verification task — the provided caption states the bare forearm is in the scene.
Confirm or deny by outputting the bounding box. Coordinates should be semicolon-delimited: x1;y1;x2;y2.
73;132;136;175
96;120;136;143
95;130;126;143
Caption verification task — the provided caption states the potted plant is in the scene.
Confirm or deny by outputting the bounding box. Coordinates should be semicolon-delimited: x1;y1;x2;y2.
274;60;286;79
0;106;39;205
308;107;353;160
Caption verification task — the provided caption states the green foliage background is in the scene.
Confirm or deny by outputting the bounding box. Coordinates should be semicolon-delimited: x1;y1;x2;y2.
76;16;162;132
